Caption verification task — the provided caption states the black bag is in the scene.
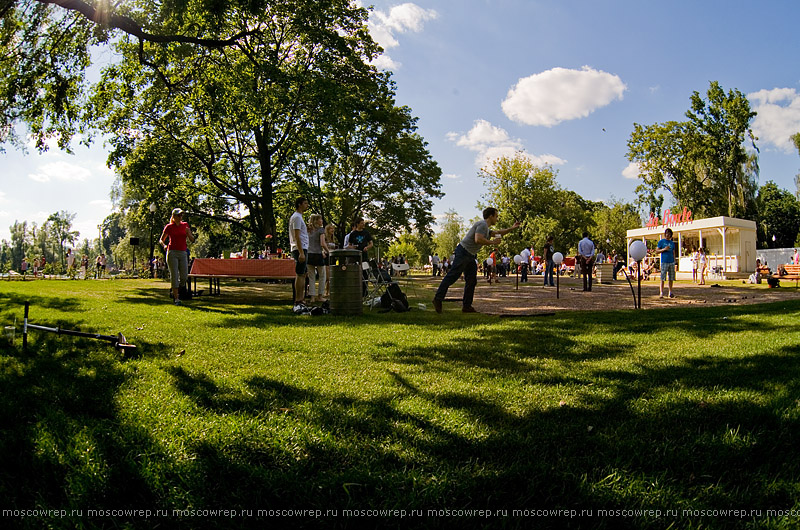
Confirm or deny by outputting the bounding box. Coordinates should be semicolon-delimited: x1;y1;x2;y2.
179;284;193;301
382;282;409;312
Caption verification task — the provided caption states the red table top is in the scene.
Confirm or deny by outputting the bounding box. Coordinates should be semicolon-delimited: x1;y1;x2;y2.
189;258;296;278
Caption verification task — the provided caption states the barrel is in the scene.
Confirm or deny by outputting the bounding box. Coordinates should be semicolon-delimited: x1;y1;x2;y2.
329;249;363;316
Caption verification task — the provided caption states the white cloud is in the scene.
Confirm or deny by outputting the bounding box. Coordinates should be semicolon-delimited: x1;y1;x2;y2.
748;88;800;152
443;173;460;180
28;161;92;183
447;119;567;167
371;54;400;71
367;3;438;70
0;190;7;203
89;199;113;211
502;66;627;127
622;162;640;180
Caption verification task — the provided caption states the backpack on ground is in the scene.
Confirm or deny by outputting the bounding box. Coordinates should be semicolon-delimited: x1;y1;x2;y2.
380;282;409;312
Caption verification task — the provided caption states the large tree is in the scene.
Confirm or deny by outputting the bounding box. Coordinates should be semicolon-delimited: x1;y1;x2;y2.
91;0;439;247
628;81;758;218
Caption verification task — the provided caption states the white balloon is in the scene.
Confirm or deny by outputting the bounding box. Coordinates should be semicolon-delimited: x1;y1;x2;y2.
513;254;522;264
486;257;494;266
629;240;647;261
552;252;564;264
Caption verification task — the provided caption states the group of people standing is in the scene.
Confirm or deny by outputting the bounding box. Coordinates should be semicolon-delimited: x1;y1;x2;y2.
19;250;107;279
289;197;373;313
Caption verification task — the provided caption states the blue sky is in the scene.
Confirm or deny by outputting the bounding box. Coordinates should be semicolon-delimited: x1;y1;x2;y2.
2;0;800;242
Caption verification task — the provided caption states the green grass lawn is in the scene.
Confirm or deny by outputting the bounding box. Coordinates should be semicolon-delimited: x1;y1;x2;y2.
1;278;799;529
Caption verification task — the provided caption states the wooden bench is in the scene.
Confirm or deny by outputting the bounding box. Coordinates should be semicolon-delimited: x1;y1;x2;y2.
772;264;800;288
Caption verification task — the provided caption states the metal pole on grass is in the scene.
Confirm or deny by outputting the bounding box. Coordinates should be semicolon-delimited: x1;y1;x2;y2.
23;301;29;352
637;259;642;309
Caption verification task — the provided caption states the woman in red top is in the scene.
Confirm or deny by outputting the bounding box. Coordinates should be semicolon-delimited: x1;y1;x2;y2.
159;208;195;305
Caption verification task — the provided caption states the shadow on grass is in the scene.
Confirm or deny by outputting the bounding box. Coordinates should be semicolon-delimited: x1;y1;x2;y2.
2;297;800;529
153;348;800;528
0;291;82;313
0;336;174;527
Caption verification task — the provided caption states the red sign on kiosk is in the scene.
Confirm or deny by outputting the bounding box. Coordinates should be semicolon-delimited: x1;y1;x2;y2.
646;207;693;229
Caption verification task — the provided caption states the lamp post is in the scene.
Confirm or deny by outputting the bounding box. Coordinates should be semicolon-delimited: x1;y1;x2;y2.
148;202;157;277
513;254;522;290
553;252;564;299
629;240;648;309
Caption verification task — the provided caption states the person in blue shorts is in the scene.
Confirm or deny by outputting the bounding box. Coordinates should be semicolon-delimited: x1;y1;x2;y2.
656;228;676;298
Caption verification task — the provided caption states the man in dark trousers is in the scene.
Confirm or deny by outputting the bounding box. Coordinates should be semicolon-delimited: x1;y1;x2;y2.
577;232;595;292
543;236;555;287
432;207;519;313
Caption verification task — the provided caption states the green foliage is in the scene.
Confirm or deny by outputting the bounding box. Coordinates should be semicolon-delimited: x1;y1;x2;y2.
477;153;601;256
593;199;643;256
756;181;800;248
0;0;96;151
46;210;78;270
628;81;758;218
433;209;465;258
88;0;440;252
386;233;420;266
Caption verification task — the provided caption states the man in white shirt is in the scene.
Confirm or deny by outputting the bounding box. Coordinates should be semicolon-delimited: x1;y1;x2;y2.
577;232;595;292
289;197;310;311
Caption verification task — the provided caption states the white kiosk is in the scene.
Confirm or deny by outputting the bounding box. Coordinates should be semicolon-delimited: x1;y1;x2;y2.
627;214;757;279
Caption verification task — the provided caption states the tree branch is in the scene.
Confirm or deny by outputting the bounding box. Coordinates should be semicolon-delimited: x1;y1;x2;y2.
40;0;256;47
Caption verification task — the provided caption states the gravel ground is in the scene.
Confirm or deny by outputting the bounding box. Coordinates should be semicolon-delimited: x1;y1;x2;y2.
428;275;800;316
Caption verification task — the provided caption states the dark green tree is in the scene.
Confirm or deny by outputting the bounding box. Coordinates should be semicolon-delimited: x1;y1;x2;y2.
756;181;800;248
89;0;439;248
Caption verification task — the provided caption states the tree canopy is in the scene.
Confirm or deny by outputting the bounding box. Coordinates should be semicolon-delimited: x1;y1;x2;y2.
627;81;758;219
87;0;440;246
757;181;800;248
3;0;441;252
478;152;606;257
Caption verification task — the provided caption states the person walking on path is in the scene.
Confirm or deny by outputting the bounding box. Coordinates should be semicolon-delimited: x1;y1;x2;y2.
289;197;310;313
159;208;196;306
656;228;677;298
543;236;556;287
577;232;595;292
432;207;519;314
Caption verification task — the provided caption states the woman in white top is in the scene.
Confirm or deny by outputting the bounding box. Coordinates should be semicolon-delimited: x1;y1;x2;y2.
698;248;707;285
306;214;328;303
